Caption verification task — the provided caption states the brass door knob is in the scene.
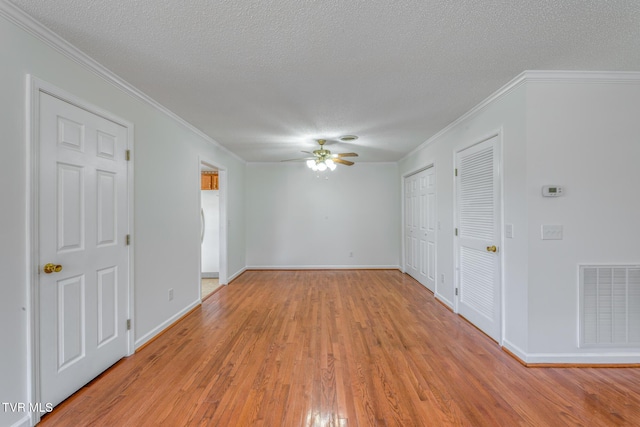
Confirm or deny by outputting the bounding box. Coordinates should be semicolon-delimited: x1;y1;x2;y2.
43;263;63;274
486;245;497;253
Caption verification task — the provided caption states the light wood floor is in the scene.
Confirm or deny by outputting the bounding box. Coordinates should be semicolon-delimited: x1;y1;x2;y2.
41;270;640;426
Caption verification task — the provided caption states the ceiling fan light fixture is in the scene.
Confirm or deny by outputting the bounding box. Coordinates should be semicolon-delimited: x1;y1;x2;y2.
293;138;358;171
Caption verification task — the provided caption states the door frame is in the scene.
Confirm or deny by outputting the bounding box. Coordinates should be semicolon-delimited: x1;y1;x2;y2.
198;156;228;293
26;76;135;423
452;129;505;344
401;162;437;287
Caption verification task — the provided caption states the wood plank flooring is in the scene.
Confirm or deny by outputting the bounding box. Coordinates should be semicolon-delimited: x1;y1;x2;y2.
40;270;640;426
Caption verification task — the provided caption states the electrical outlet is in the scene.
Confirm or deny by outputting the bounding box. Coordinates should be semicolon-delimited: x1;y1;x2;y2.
349;251;354;258
168;288;174;301
440;274;445;284
541;224;563;240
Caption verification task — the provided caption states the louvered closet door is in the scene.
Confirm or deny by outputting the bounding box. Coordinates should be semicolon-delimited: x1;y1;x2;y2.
456;136;501;342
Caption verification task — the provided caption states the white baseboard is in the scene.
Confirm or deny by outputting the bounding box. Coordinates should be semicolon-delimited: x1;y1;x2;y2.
502;339;528;362
502;339;640;364
524;352;640;364
227;267;247;283
434;293;453;310
246;265;401;270
9;414;31;427
134;299;200;349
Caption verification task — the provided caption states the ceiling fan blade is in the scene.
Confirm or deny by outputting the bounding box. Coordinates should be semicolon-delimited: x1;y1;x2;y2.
301;151;314;154
281;157;315;162
333;158;354;166
334;152;359;158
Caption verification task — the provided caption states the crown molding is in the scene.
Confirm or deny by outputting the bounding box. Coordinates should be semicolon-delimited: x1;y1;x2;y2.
522;70;640;84
0;0;245;164
247;161;398;166
401;70;640;162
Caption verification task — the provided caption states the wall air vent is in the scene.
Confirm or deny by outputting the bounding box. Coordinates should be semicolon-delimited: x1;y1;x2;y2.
580;265;640;347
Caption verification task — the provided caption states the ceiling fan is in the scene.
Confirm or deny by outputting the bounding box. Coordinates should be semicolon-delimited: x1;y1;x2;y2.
282;139;359;171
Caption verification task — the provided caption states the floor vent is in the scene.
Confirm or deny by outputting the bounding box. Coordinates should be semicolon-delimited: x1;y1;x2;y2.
580;265;640;347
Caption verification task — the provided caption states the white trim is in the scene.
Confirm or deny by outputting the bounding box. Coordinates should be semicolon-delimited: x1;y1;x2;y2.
402;164;435;179
8;414;31;427
217;170;228;284
520;70;640;84
134;299;200;349
227;267;247;283
27;76;135;425
0;0;244;164
126;125;135;358
400;174;406;275
524;353;640;364
434;294;454;310
502;339;528;363
497;129;505;347
246;265;401;270
25;73;38;427
400;70;640;162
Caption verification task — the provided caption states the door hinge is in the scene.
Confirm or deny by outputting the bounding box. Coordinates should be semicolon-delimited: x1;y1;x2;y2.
126;234;131;245
454;168;458;177
126;149;131;161
455;228;458;236
127;319;131;330
455;288;459;296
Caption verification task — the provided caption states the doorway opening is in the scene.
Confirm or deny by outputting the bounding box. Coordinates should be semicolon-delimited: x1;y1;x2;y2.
199;160;227;299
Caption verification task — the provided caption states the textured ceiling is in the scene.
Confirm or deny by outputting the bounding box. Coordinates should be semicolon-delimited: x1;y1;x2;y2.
9;0;640;162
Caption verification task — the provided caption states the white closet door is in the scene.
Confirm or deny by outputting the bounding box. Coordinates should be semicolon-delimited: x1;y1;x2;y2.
405;167;436;291
456;136;501;341
417;168;436;291
404;174;419;278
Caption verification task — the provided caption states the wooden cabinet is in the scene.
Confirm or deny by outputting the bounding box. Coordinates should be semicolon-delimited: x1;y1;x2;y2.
201;172;219;190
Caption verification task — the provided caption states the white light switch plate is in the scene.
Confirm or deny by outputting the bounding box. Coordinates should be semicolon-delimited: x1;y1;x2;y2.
505;224;514;239
541;224;563;240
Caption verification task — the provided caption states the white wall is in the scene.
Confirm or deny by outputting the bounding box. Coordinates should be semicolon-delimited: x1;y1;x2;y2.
399;72;640;363
0;10;245;426
525;80;640;361
399;82;530;355
201;190;220;275
246;162;400;268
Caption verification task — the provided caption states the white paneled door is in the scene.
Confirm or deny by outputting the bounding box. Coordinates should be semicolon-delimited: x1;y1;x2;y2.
405;174;419;279
39;92;129;408
455;136;501;342
405;167;436;292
